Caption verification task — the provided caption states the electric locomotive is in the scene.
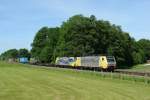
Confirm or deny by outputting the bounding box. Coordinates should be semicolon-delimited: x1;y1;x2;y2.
55;56;116;71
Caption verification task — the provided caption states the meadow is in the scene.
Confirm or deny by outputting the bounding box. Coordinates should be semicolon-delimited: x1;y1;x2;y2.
130;64;150;72
118;64;150;72
0;61;150;100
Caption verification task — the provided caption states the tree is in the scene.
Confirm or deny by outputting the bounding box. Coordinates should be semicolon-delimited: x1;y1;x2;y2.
137;39;150;60
18;48;30;59
54;15;133;67
31;27;49;59
30;14;150;68
56;14;137;67
132;51;143;64
31;27;60;63
9;49;18;59
0;49;18;60
56;15;97;57
39;46;52;63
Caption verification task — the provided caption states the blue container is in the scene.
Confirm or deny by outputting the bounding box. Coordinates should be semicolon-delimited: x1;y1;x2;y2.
19;57;28;63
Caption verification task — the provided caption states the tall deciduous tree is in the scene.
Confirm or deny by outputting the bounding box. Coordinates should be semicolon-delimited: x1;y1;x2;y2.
31;27;59;63
0;49;18;60
137;39;150;60
18;48;30;58
30;14;150;68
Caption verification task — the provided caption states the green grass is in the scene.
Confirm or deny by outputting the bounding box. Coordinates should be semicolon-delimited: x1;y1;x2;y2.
119;64;150;72
0;61;150;100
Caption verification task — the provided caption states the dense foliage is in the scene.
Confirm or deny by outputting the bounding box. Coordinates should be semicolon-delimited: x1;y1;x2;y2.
0;48;30;61
56;15;136;67
18;49;31;59
0;49;18;60
137;39;150;60
31;27;59;63
1;14;150;68
31;15;150;67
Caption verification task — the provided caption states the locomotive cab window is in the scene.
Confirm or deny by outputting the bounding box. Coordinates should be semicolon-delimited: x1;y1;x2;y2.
107;58;115;62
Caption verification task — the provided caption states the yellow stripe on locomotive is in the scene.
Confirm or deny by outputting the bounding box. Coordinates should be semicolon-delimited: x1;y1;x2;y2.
99;56;108;69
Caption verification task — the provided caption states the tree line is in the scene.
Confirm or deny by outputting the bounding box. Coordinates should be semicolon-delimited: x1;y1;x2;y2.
0;49;30;61
0;14;150;68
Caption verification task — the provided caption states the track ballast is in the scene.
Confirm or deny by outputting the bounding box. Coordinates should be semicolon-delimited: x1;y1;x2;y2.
30;63;150;77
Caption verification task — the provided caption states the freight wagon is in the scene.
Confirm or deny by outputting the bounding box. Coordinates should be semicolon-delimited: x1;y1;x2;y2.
19;57;29;63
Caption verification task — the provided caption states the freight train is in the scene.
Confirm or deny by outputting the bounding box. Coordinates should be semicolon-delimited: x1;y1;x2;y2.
55;56;116;71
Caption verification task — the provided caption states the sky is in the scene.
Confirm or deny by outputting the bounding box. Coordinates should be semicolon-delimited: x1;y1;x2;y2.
0;0;150;54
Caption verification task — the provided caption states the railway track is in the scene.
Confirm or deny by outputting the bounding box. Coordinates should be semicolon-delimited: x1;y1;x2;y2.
30;63;150;77
30;63;102;71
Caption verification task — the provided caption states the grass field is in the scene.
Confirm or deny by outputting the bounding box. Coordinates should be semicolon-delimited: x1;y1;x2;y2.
0;62;150;100
119;64;150;72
